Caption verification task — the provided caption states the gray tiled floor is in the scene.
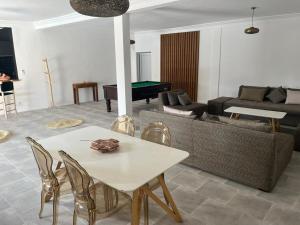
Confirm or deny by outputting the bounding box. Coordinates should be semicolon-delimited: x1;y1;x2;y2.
1;100;300;225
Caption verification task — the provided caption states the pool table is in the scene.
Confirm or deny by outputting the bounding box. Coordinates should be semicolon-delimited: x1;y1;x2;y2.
103;81;171;112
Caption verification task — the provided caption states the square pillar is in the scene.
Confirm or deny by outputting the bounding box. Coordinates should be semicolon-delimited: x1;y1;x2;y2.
114;14;132;116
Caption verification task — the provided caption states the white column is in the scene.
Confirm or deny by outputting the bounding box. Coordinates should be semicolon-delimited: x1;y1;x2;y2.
114;14;132;116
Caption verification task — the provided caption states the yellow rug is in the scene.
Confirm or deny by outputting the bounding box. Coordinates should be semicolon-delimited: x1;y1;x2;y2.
0;130;10;143
47;119;83;129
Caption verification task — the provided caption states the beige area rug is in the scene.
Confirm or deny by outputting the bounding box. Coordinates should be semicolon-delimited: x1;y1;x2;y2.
47;119;83;129
0;130;10;143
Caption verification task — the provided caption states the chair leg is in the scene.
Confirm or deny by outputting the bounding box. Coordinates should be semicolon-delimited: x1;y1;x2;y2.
88;210;96;225
143;195;149;225
39;190;46;218
73;209;77;225
52;187;60;225
2;94;7;119
12;92;17;114
45;192;53;202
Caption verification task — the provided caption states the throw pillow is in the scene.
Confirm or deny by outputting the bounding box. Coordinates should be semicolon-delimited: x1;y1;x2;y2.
266;87;286;103
219;116;271;133
239;87;268;102
167;92;180;106
286;89;300;105
163;106;193;116
178;93;192;106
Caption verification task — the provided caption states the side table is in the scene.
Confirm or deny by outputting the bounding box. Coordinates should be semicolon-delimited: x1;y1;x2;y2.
73;82;99;105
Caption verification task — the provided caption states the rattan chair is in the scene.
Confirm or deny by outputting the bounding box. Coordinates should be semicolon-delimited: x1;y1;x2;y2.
141;122;171;225
111;115;135;136
0;81;17;119
26;137;70;225
58;150;131;225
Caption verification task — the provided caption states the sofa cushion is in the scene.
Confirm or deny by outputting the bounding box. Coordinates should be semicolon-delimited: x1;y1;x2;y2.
266;87;286;103
224;99;300;115
178;93;192;106
169;103;207;116
219;116;272;133
239;86;268;102
167;92;180;106
238;85;270;98
163;106;193;116
286;89;300;105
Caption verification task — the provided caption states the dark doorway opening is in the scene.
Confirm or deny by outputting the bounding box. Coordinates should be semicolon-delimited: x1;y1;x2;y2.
0;27;18;80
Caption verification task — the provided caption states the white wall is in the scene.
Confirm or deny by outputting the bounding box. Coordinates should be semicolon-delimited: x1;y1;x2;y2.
133;14;300;103
0;18;119;115
219;16;300;97
134;32;161;81
38;18;116;106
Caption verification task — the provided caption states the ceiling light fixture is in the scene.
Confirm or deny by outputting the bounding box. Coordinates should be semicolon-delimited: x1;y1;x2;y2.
244;7;260;34
70;0;130;17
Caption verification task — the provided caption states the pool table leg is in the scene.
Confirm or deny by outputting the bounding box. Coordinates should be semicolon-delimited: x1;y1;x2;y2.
106;99;111;112
146;98;150;104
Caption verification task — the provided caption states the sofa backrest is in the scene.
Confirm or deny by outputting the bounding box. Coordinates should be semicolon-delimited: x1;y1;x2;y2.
238;85;270;98
192;119;276;159
139;110;194;152
238;85;300;98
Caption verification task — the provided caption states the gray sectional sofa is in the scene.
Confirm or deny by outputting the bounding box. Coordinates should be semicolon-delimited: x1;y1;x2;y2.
208;85;300;151
140;110;294;192
209;85;300;126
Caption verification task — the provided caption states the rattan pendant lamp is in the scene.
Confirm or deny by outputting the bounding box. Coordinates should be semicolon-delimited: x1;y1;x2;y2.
245;7;260;34
70;0;130;17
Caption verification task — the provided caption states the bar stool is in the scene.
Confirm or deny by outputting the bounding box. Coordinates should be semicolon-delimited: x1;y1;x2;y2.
0;81;17;119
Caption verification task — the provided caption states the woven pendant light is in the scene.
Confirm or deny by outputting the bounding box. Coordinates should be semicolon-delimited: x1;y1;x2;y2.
70;0;130;17
245;7;260;34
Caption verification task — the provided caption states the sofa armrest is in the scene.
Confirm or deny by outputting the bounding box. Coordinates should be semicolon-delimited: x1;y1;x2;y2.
192;120;292;191
208;97;233;115
271;133;294;188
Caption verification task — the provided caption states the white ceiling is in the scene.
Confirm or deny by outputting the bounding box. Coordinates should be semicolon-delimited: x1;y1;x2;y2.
1;0;300;31
130;0;300;31
0;0;73;21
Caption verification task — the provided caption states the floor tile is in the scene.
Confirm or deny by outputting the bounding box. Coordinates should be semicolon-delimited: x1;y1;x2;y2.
197;180;237;203
264;205;300;225
227;194;272;220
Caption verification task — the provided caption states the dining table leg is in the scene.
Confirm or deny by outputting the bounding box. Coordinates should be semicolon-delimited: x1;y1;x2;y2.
141;175;182;224
131;188;143;225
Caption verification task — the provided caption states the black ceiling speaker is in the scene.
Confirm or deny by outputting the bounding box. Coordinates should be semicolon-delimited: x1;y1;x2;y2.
70;0;130;17
245;7;260;34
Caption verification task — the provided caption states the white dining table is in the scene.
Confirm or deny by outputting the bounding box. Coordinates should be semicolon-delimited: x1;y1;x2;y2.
39;126;189;225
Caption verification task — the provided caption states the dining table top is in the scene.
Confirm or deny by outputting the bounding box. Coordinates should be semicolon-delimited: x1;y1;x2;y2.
38;126;189;192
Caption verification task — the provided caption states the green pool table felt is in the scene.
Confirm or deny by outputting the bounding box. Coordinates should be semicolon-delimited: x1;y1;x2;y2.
131;81;161;88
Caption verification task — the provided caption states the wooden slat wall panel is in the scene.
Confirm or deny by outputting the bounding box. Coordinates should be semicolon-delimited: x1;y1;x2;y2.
160;31;199;101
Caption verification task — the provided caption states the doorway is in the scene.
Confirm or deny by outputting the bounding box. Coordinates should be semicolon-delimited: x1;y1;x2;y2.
136;52;151;81
0;27;18;80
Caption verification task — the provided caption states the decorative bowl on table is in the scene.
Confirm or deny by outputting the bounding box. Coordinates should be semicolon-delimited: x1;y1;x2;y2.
90;139;119;153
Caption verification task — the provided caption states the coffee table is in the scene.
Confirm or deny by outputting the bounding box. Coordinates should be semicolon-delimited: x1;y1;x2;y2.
224;106;287;132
